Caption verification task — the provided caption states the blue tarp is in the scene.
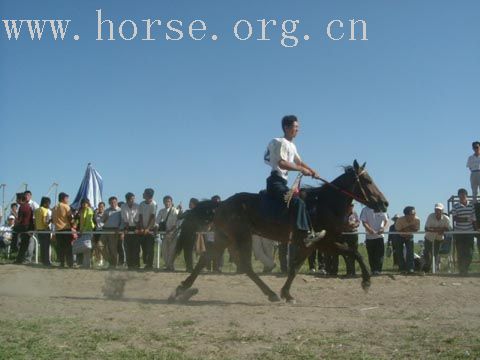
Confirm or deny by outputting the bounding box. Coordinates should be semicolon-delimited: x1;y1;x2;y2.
71;163;103;210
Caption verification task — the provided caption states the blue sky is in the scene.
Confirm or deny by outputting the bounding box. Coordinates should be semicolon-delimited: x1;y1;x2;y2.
1;0;479;231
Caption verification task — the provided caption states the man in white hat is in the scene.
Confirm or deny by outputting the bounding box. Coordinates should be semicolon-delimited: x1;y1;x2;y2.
0;215;16;252
424;203;451;272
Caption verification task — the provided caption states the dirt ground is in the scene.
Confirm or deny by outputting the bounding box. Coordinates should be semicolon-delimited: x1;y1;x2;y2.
1;264;480;359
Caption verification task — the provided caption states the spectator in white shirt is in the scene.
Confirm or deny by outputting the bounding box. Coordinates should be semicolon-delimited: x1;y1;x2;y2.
157;195;179;271
467;141;480;203
121;192;140;269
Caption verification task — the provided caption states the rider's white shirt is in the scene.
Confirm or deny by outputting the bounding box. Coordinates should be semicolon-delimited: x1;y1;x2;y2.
264;137;301;180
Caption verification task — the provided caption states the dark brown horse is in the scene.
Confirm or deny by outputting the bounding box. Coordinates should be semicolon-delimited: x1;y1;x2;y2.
169;160;388;303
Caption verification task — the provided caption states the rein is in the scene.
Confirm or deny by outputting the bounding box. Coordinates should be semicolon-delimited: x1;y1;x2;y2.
313;171;368;205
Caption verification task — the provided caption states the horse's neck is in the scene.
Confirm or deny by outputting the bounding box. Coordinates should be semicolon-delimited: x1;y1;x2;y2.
312;174;355;229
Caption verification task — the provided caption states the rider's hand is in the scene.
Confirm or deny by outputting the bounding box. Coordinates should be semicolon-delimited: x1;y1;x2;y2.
300;167;313;176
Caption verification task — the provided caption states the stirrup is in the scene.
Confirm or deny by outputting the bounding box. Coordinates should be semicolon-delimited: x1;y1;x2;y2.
304;230;326;247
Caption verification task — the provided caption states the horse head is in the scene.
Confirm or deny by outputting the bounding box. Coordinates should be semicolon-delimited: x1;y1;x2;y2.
349;160;389;212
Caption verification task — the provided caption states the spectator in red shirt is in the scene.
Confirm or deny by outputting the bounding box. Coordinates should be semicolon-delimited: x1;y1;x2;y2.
14;194;34;264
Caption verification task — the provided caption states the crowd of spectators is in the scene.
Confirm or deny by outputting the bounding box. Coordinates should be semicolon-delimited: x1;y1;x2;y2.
0;142;479;276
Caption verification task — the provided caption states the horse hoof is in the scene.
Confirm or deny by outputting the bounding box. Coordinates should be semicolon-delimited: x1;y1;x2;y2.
361;280;371;293
268;294;281;302
177;288;199;303
168;287;198;303
167;290;178;304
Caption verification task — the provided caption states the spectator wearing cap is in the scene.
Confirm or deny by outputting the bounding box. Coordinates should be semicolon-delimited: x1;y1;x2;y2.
467;141;480;203
138;188;157;270
395;206;420;274
0;215;16;252
452;188;477;275
424;203;451;273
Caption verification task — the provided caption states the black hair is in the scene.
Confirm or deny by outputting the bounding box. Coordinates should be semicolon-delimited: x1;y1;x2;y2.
144;188;154;198
472;141;480;148
98;201;105;207
163;195;173;202
10;203;17;209
281;115;298;133
189;197;199;206
80;198;91;207
40;197;51;208
125;192;135;201
24;190;32;195
458;188;468;196
403;206;415;216
211;195;221;202
108;196;117;202
59;192;69;202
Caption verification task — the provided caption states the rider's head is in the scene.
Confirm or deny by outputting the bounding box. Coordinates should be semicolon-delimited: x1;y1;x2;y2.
281;115;299;139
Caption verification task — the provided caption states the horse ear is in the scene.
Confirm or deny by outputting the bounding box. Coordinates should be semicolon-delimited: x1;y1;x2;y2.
353;160;359;170
362;162;367;169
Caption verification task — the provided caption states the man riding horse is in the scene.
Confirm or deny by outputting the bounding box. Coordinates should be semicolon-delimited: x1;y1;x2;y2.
168;116;389;304
264;115;326;246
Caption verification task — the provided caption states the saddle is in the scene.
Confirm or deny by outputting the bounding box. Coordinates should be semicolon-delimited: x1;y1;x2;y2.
258;190;290;224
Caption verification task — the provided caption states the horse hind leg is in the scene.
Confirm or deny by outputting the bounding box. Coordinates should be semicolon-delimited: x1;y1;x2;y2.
280;243;313;304
234;230;281;302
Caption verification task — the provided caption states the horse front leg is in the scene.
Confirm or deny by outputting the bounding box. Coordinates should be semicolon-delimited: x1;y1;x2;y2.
352;249;371;291
330;242;371;292
280;243;313;304
168;252;207;303
233;229;281;302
